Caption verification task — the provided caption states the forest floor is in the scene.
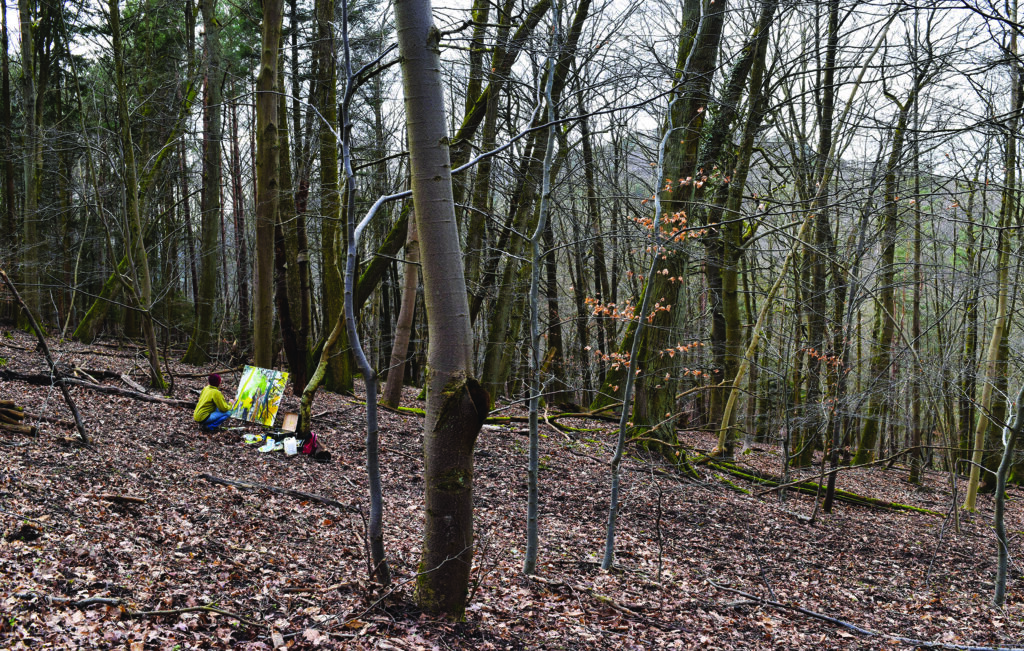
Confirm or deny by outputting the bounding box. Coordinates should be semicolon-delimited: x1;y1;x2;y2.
2;329;1024;650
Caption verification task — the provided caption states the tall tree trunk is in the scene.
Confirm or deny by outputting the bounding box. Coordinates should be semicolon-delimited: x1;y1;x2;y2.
477;0;591;401
578;87;611;388
449;0;551;202
854;94;918;465
17;0;41;328
274;60;310;392
958;184;979;471
109;0;165;388
316;0;354;393
965;106;1019;508
253;0;284;367
395;0;489;618
908;112;923;484
463;0;509;292
525;25;560;573
1;1;14;264
589;0;704;422
183;0;224;365
543;214;572;407
702;0;778;453
381;215;419;408
230;97;252;354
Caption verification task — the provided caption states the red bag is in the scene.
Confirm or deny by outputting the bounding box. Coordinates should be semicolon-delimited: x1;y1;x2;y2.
301;431;319;455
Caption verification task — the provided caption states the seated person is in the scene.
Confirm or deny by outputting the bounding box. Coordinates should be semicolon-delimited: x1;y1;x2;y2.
193;373;233;430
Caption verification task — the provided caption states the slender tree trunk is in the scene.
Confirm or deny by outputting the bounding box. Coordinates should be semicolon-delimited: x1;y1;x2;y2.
183;0;224;365
395;0;489;618
230;97;252;354
589;0;703;422
109;0;165;388
477;0;591;402
909;119;923;484
854;95;918;465
463;0;508;292
524;25;559;573
274;57;310;392
381;216;419;408
578;88;611;387
958;185;979;470
993;383;1024;607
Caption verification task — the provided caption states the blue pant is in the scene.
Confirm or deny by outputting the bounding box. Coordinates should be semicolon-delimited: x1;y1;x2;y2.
201;409;231;430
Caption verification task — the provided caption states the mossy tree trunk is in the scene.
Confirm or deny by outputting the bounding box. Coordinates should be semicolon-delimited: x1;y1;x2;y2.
478;0;590;404
589;0;703;420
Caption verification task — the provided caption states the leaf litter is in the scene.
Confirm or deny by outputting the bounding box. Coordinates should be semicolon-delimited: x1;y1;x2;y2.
2;330;1024;649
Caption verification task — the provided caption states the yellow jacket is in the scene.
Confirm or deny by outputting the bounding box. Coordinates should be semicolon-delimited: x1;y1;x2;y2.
193;386;231;422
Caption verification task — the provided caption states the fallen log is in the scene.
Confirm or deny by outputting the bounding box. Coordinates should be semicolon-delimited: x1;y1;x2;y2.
73;367;123;381
120;373;148;394
84;493;146;505
199;473;351;512
705;459;943;517
0;341;35;351
374;400;608;431
0;407;25;422
0;421;37;437
0;368;194;408
174;367;242;379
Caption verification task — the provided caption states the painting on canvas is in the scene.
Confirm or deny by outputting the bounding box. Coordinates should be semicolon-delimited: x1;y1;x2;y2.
230;366;290;427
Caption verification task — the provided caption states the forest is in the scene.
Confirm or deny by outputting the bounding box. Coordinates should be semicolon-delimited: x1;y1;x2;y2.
2;0;1024;648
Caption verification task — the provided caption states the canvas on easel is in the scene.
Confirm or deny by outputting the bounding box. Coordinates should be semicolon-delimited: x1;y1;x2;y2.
229;366;289;427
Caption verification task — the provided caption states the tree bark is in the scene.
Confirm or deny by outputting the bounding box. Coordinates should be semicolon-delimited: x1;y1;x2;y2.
1;1;14;265
253;0;283;368
109;0;165;389
854;92;919;465
381;216;419;408
230;98;252;355
17;0;41;329
183;0;224;365
274;57;311;392
965;67;1021;509
316;0;354;394
395;0;489;619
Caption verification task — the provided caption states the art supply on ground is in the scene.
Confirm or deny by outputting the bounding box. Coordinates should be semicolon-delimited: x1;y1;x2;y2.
281;412;298;432
258;438;282;453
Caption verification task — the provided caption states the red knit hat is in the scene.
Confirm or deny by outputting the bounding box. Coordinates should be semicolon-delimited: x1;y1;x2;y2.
208;373;222;387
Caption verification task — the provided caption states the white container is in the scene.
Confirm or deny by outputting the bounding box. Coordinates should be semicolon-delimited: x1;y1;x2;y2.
283;437;298;456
